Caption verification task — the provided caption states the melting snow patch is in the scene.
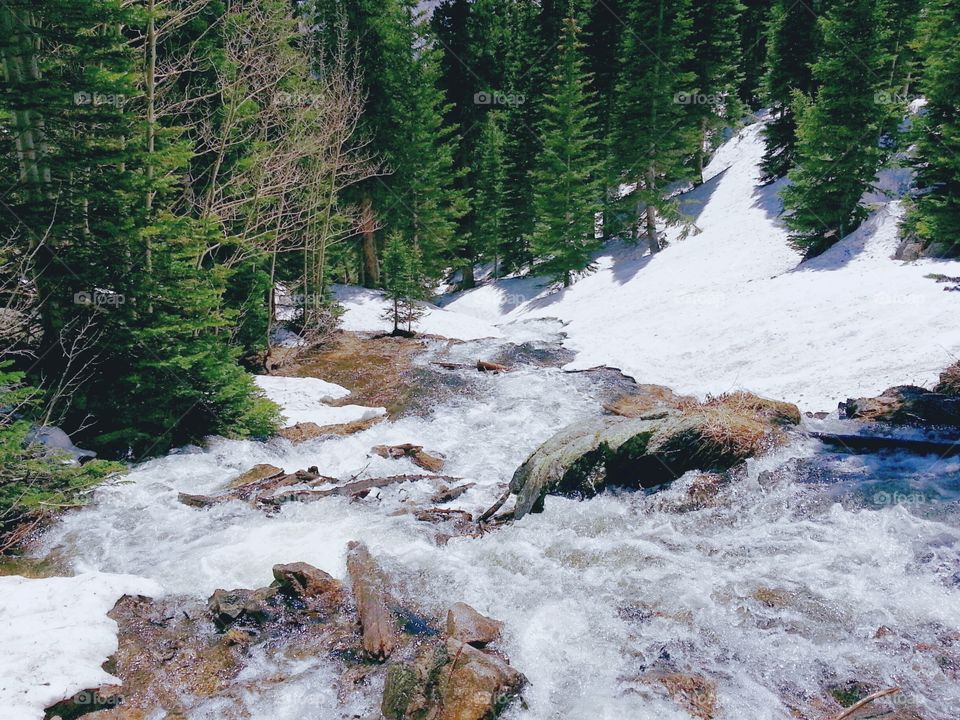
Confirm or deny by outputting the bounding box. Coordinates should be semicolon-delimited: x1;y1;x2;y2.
254;375;385;426
0;572;163;720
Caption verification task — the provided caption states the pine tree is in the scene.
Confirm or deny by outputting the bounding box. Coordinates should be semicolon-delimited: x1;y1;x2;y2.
610;0;699;251
906;0;960;256
760;0;821;182
471;112;509;276
781;0;889;257
737;0;775;109
687;0;746;179
381;233;426;335
529;15;603;287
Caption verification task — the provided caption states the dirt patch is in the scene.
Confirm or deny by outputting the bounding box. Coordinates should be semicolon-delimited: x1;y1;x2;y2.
279;332;427;417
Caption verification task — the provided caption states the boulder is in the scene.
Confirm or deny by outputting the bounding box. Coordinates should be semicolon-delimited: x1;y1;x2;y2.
604;384;696;418
842;385;960;426
381;639;525;720
276;422;327;444
272;562;344;611
207;587;278;629
446;602;503;647
511;395;798;518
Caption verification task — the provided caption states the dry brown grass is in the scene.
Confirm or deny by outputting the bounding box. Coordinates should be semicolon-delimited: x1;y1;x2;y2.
935;361;960;396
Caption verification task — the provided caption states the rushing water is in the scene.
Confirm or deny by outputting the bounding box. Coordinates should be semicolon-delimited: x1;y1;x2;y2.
39;320;960;719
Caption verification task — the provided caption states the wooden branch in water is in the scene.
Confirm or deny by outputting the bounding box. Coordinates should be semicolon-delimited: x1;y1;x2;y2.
261;474;461;505
477;486;512;524
831;687;900;720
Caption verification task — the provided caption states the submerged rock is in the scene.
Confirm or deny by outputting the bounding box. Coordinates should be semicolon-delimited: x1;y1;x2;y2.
511;393;798;518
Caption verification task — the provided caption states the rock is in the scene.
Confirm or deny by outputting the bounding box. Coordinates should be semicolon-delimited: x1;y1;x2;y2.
228;463;283;489
842;385;960;425
382;639;525;720
446;602;503;647
177;492;225;509
604;384;695;418
222;627;254;646
346;541;398;660
24;425;98;463
207;587;278;629
436;639;525;720
272;561;344;610
654;672;717;720
510;395;797;518
277;421;327;444
373;443;445;473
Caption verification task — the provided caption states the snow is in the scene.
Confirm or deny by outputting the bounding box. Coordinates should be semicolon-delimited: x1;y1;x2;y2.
0;572;163;720
334;285;502;341
441;121;960;412
254;375;385;427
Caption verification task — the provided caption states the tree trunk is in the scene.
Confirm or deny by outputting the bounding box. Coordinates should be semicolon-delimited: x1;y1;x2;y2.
360;196;380;288
645;166;661;254
461;262;475;290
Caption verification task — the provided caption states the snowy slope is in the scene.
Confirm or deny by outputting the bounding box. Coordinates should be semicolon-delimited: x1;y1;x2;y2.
442;121;960;411
0;572;163;720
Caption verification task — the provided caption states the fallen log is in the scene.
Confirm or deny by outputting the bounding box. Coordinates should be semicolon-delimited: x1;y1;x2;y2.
430;482;476;504
477;360;509;373
811;432;960;457
433;361;472;370
261;474;461;506
346;541;397;661
477;486;512;524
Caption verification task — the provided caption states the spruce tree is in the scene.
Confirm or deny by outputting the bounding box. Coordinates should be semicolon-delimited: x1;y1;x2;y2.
737;0;775;108
781;0;889;257
760;0;821;182
687;0;746;178
529;15;603;287
610;0;699;252
381;233;426;335
906;0;960;256
471;112;509;277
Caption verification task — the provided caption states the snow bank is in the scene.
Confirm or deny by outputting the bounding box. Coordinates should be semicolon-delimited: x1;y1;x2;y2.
254;375;385;427
0;572;163;720
334;285;501;341
442;121;960;411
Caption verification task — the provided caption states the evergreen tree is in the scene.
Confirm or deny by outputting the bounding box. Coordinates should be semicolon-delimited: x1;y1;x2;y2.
529;15;603;286
381;232;426;335
781;0;889;257
610;0;699;251
737;0;775;108
906;0;960;256
760;0;821;182
471;112;509;276
687;0;746;178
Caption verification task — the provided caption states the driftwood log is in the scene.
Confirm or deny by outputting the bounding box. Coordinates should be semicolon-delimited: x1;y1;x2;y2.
812;432;960;457
346;541;397;661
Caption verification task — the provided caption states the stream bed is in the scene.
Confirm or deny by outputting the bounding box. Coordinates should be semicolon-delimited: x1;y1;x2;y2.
37;320;960;719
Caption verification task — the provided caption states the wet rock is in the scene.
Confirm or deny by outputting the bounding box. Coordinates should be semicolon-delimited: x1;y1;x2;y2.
228;463;283;488
272;561;344;610
842;385;960;426
177;492;225;509
446;602;503;647
382;639;525;720
346;540;398;661
511;395;795;518
373;443;446;473
207;586;278;629
604;384;695;417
